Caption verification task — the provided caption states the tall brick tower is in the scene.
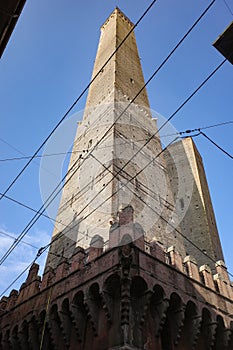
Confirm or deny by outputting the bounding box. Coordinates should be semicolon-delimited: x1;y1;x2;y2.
0;8;232;350
45;7;186;270
164;137;224;270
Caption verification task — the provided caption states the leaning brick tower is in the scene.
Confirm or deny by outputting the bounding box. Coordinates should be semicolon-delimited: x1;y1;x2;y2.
0;8;232;350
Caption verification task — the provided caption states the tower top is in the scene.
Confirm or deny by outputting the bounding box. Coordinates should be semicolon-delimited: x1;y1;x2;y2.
84;6;151;112
101;7;134;30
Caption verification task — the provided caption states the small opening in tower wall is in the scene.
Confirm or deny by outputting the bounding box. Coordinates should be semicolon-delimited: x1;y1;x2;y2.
130;78;134;84
179;198;184;210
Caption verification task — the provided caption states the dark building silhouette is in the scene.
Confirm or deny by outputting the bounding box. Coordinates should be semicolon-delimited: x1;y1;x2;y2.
0;0;27;58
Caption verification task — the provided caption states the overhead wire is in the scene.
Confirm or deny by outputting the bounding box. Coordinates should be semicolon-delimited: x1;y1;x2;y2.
2;120;232;231
0;152;85;265
222;0;233;16
0;191;68;223
2;118;231;232
0;230;39;250
0;229;66;259
199;131;233;159
0;151;78;162
1;120;233;162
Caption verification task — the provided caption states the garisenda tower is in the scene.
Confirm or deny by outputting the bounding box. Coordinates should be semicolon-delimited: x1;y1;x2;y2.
0;8;232;350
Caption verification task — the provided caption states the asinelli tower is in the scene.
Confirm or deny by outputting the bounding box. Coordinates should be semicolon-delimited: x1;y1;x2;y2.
45;7;186;270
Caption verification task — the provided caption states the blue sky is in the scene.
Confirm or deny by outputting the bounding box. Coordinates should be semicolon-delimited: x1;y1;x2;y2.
0;0;232;294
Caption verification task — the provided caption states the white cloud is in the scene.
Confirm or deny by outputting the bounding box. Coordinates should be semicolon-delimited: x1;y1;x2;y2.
0;226;51;296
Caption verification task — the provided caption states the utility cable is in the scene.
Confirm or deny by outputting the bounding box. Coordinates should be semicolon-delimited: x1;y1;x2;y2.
0;151;76;162
0;0;158;202
0;153;86;265
200;131;233;159
0;120;232;162
0;191;67;223
0;230;64;260
178;121;233;135
222;0;233;16
0;230;39;250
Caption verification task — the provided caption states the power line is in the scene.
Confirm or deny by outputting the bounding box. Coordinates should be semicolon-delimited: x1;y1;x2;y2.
0;255;41;298
0;152;85;265
3;120;232;219
1;120;232;162
0;0;158;203
179;120;233;135
222;0;233;16
0;151;76;162
0;230;39;250
0;191;63;223
0;229;80;261
200;131;233;159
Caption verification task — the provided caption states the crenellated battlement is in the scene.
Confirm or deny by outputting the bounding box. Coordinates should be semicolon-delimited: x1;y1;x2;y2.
0;219;232;348
1;208;232;315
